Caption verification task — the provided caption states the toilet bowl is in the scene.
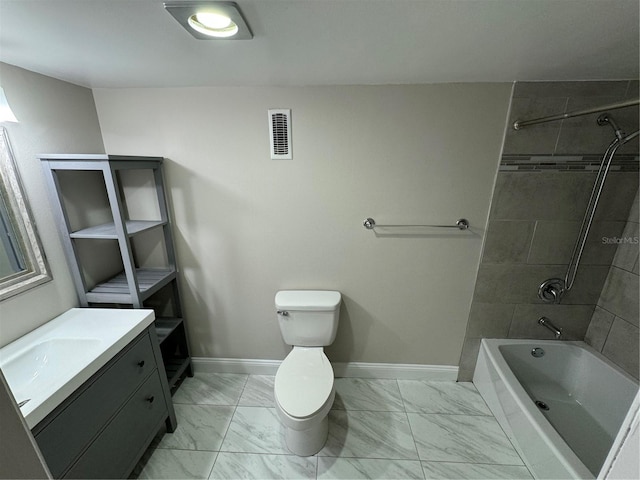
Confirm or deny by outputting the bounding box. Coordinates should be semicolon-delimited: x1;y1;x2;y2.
274;347;335;456
273;290;341;456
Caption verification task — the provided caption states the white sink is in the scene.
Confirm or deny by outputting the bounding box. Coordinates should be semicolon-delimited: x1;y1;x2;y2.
0;308;155;428
2;338;101;402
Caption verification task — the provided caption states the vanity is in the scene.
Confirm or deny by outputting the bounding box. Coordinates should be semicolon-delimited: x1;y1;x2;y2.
0;308;177;479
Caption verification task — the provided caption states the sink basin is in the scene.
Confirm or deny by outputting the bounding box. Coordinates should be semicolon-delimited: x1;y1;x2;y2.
0;308;155;428
2;338;101;403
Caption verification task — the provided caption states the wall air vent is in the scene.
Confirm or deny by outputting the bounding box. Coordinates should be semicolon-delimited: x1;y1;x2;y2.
268;109;292;160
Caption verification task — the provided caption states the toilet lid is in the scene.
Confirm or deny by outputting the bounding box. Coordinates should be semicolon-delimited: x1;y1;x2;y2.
275;348;334;419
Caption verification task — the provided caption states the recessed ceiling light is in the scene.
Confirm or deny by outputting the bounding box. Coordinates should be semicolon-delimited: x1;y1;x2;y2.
188;12;238;38
164;2;252;40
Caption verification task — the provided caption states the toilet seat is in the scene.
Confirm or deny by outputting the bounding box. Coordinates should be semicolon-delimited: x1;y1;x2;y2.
274;347;334;419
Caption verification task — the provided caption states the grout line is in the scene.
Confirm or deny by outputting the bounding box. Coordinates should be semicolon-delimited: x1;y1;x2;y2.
552;97;570;155
206;374;251;476
525;220;538;264
396;378;425;479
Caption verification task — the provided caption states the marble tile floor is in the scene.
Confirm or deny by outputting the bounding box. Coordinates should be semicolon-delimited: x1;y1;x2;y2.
132;373;533;480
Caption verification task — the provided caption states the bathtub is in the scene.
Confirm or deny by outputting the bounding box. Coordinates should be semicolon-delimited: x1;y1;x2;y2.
473;339;638;479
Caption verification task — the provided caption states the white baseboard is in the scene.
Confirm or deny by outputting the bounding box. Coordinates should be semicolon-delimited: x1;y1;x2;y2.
192;357;458;380
192;357;281;375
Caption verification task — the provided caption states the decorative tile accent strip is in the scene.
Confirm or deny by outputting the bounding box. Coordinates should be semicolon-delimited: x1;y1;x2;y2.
500;155;639;172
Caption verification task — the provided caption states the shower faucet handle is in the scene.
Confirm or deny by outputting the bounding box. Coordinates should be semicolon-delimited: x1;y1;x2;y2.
538;278;565;304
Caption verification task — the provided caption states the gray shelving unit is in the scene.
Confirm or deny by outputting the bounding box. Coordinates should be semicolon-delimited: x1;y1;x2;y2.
40;154;192;390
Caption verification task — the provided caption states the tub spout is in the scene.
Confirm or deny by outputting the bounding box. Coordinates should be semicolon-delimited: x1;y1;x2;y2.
538;317;562;339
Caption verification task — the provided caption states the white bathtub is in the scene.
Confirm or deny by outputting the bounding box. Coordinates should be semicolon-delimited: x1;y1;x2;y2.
474;339;639;479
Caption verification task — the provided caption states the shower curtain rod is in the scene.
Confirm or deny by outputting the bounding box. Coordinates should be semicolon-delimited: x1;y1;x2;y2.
513;97;639;130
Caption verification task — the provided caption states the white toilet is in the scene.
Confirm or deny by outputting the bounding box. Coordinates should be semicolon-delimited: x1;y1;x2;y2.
273;290;341;456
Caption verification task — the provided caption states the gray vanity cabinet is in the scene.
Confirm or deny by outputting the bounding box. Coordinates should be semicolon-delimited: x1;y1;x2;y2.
32;326;176;479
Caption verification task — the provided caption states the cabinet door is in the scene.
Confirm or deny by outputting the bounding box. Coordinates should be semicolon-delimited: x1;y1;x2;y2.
34;334;156;477
64;372;167;479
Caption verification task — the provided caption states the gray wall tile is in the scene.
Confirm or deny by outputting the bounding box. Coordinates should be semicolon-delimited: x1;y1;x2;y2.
508;304;594;340
563;265;611;304
612;221;640;272
525;221;623;267
457;338;481;382
482;221;534;264
602;317;639;379
465;303;515;338
474;264;608;305
582;221;627;266
527;221;579;265
625;80;639;99
490;172;593;221
504;97;565;154
628;188;639;223
598;267;640;327
594;173;640;222
584;306;615;352
555;96;639;155
473;264;560;304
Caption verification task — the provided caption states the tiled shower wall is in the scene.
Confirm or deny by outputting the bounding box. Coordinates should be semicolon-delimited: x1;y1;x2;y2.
585;187;639;378
458;81;639;381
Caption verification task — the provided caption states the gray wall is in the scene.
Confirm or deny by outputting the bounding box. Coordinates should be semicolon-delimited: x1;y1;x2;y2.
458;80;639;380
585;187;639;378
0;63;105;347
94;84;512;366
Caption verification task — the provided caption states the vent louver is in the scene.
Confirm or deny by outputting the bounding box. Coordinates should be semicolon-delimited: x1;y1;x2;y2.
268;109;292;160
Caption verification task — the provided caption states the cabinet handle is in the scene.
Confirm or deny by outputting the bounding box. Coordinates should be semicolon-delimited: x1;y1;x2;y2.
146;395;155;404
137;360;145;368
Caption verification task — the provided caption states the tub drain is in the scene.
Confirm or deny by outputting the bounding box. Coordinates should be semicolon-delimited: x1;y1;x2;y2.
531;347;545;358
535;400;549;411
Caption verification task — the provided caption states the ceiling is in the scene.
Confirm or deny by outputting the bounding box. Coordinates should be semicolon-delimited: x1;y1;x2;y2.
0;0;638;88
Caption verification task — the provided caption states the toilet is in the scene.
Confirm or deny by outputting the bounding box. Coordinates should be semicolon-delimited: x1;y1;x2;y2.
273;290;341;456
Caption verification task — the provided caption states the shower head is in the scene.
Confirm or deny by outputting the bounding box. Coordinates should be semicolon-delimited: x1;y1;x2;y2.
597;113;625;140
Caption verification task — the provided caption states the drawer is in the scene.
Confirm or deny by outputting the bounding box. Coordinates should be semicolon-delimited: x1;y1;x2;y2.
35;333;156;478
64;372;167;479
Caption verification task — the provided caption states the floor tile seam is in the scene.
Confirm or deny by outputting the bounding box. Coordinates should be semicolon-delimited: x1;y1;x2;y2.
213;386;244;470
479;406;529;469
154;446;221;453
213;450;320;458
317;453;422;461
402;410;428;470
394;379;426;479
404;411;494;417
205;451;219;480
469;381;495;415
173;401;240;407
419;457;527;467
330;407;407;413
418;459;531;466
235;374;252;406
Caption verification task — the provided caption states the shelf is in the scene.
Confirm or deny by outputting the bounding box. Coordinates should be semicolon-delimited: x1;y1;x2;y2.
164;357;191;390
86;268;176;304
70;220;167;239
154;317;184;344
41;155;192;394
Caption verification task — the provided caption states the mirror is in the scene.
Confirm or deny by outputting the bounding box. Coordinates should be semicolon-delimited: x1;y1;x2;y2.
0;127;51;300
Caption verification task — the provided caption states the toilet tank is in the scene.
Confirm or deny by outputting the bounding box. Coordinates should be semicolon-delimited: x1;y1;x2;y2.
275;290;341;347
